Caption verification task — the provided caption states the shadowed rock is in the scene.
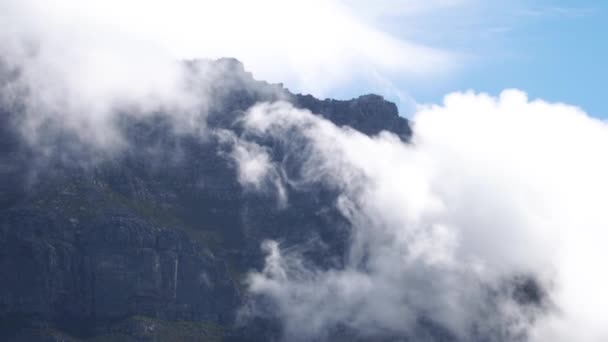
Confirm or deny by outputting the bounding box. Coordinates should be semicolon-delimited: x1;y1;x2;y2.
0;58;412;340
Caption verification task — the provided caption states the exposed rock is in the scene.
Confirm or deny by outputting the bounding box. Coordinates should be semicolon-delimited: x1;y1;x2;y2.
294;93;411;140
0;58;411;340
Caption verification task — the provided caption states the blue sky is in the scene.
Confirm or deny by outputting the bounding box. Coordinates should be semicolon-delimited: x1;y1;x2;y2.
421;1;606;118
332;1;608;118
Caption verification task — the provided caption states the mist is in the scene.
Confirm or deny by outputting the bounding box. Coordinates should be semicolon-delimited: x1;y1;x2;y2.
235;92;608;341
1;1;606;341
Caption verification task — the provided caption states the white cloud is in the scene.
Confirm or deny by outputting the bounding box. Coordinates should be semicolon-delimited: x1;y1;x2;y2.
3;1;605;340
239;91;608;341
217;130;288;207
0;0;462;156
343;0;474;18
0;0;455;98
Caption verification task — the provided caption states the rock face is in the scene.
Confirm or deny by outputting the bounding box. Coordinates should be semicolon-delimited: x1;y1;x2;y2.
294;93;411;141
0;58;411;341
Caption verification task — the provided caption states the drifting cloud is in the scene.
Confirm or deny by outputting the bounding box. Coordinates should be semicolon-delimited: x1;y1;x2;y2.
0;0;455;99
344;0;474;18
238;91;608;341
217;129;288;208
0;0;460;158
2;2;606;341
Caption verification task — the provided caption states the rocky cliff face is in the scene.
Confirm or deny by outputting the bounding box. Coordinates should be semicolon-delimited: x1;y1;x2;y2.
0;58;411;341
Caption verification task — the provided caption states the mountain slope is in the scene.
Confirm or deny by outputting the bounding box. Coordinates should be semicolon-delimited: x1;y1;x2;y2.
0;58;411;341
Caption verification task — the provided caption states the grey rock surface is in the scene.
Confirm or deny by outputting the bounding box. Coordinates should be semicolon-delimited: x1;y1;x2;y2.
0;58;411;341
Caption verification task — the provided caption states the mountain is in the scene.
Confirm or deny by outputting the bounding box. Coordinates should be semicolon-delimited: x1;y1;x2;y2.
0;58;412;341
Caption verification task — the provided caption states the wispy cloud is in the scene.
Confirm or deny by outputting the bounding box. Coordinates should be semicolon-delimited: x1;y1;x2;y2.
516;5;596;19
0;0;459;98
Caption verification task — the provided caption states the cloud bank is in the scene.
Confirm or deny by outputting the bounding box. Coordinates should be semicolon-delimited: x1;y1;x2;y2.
236;91;608;341
0;0;459;159
0;0;455;99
